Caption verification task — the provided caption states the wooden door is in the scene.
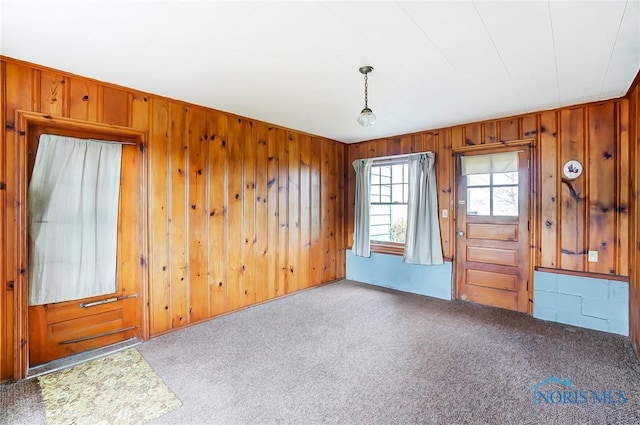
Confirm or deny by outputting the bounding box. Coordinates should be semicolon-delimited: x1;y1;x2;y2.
455;147;531;313
26;127;141;366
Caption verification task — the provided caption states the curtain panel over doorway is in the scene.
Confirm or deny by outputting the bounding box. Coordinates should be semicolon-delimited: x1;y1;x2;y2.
28;134;122;305
403;153;443;265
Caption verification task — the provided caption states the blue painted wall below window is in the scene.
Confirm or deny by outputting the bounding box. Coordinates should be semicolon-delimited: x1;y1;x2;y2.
345;250;452;300
533;271;629;336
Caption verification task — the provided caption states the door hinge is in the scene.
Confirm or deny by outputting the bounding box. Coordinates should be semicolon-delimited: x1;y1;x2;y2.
527;159;530;169
527;221;530;231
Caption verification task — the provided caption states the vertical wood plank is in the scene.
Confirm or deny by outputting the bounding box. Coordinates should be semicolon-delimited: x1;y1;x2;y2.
539;111;559;268
336;142;346;278
499;118;520;142
266;126;280;299
436;131;453;258
68;77;99;122
287;131;300;293
299;134;311;289
522;115;539;140
483;121;498;144
242;120;257;306
277;129;289;295
207;111;228;316
587;103;616;274
101;86;129;126
618;99;630;276
311;138;323;284
559;107;586;271
148;99;171;334
188;107;209;320
464;123;482;146
254;123;269;301
39;72;67;117
227;117;245;310
169;104;189;327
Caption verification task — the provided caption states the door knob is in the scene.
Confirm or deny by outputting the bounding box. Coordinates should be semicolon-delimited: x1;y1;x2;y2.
458;231;465;237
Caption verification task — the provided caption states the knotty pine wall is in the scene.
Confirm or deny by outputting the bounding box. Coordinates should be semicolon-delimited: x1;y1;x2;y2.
345;99;630;277
628;76;640;358
0;57;345;381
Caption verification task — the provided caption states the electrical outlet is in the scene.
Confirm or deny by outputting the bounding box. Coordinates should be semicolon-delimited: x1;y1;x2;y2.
442;209;448;218
588;250;598;263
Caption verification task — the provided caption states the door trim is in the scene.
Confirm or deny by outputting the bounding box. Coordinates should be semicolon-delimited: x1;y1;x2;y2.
452;139;536;314
13;110;149;379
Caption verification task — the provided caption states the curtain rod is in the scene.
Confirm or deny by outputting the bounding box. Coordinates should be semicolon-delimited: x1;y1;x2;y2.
358;151;434;163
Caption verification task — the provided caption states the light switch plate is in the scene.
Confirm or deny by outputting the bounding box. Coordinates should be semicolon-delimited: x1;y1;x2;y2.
442;209;448;218
588;250;598;263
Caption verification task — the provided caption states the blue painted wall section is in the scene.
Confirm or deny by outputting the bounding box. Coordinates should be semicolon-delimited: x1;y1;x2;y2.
345;250;452;300
533;271;629;335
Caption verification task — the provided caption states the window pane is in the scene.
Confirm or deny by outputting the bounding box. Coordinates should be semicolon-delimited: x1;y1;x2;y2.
467;187;490;216
467;174;490;186
380;166;391;177
493;186;518;216
371;172;380;186
392;164;404;183
392;184;404;203
493;172;518;185
390;204;407;243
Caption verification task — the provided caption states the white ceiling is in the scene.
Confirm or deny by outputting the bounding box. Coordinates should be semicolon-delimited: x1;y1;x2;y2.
1;1;639;143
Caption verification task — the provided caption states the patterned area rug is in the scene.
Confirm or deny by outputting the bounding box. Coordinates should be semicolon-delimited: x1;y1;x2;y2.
38;348;181;425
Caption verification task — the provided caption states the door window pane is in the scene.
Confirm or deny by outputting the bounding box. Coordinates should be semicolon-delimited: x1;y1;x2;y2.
493;172;518;185
493;186;518;216
467;187;491;216
467;174;490;187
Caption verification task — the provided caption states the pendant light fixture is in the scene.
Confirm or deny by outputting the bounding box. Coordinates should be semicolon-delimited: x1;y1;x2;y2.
357;65;376;127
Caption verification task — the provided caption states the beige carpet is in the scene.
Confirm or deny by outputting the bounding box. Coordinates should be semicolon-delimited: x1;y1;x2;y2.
38;348;181;425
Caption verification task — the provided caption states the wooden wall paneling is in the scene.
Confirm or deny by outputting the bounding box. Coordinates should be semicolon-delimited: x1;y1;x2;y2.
464;123;482;146
450;126;464;150
587;103;617;274
148;99;171;334
438;130;453;260
266;127;280;299
336;142;346;278
68;77;99;122
207;111;229;316
539;111;559;268
521;115;539;140
0;60;5;380
286;131;300;293
630;84;640;355
559;107;587;271
227;118;245;311
254;123;269;302
242;121;257;306
169;104;189;327
344;144;356;249
483;121;497;144
499;118;520;142
321;140;331;281
101;86;130;127
400;134;415;153
327;141;338;280
130;93;149;338
388;136;402;156
3;62;32;380
299;135;311;289
311;138;323;284
277;129;289;296
187;107;209;320
38;71;67;117
617;100;630;276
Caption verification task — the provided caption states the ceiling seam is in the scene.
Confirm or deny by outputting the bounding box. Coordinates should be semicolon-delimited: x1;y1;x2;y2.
547;0;562;105
598;0;629;100
471;1;518;96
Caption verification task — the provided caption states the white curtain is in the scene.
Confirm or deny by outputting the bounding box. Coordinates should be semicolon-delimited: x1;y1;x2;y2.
460;151;518;175
352;158;373;257
403;153;443;265
28;134;122;305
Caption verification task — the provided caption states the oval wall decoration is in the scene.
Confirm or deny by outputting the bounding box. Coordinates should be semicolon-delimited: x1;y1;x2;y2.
562;160;583;180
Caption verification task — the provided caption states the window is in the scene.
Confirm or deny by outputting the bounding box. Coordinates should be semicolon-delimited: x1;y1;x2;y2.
466;171;518;216
370;161;408;244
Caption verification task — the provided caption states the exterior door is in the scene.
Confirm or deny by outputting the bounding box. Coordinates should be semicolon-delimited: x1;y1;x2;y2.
26;127;141;367
455;147;531;313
